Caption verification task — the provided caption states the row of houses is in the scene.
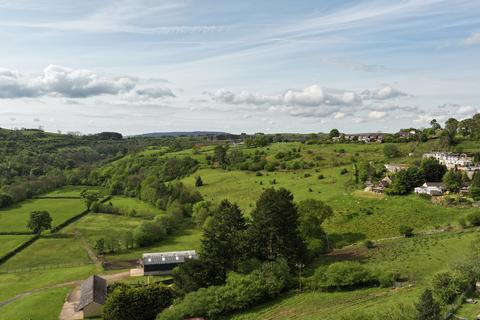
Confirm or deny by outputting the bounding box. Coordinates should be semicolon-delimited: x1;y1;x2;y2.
333;130;418;143
423;152;480;178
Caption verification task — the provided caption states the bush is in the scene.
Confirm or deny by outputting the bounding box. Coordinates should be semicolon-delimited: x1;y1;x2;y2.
0;193;14;208
309;261;375;290
363;240;375;249
432;271;470;304
317;174;325;180
103;282;175;320
340;168;348;175
399;225;414;237
466;212;480;226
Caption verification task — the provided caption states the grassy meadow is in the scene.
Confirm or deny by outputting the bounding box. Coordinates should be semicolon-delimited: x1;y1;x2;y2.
0;235;34;257
230;230;479;319
0;198;85;233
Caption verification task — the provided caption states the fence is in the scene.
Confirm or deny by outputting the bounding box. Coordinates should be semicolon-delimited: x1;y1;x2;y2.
0;261;95;274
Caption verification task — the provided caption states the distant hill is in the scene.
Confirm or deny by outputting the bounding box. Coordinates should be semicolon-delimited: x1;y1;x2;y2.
133;131;231;138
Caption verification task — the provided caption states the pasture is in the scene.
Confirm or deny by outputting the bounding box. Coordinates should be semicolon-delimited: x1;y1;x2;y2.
0;235;33;257
41;185;105;198
0;198;85;233
0;235;92;270
109;196;165;216
0;287;69;320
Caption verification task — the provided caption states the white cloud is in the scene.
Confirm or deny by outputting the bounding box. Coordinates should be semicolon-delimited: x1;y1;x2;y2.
368;111;386;119
209;85;362;108
362;85;407;100
0;65;174;100
463;32;480;46
207;84;408;119
414;104;479;125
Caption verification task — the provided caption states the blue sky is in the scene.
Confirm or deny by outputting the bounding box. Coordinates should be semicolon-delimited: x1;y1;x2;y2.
0;0;479;135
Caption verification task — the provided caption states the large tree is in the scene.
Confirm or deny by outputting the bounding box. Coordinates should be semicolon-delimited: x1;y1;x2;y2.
298;199;333;255
443;170;464;193
80;189;100;210
248;188;306;264
201;200;247;271
27;211;52;234
421;158;447;182
387;167;425;195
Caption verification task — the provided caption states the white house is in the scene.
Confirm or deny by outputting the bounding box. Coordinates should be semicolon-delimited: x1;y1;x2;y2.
414;182;444;196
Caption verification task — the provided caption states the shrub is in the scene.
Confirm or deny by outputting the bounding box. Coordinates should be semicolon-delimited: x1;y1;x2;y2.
432;271;470;304
466;212;480;226
363;240;375;249
103;282;175;320
399;225;414;237
311;261;375;290
340;168;348;175
317;174;325;180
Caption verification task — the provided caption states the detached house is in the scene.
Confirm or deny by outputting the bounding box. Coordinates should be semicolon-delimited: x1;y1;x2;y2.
414;182;444;196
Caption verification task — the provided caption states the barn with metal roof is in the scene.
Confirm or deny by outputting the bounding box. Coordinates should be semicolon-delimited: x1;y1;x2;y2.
76;275;107;318
142;250;198;275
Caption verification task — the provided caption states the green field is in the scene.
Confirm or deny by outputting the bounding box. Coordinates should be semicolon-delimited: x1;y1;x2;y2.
109;196;165;216
0;287;69;320
64;213;143;247
0;198;85;233
0;264;95;302
41;185;105;198
0;235;34;257
0;235;92;270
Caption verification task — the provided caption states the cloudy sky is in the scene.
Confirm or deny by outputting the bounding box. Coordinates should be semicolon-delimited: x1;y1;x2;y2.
0;0;479;135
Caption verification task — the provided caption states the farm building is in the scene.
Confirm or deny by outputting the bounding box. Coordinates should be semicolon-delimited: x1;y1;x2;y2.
414;182;444;196
76;275;107;318
143;250;198;276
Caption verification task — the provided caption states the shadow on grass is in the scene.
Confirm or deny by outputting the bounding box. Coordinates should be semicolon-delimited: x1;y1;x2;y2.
329;232;366;248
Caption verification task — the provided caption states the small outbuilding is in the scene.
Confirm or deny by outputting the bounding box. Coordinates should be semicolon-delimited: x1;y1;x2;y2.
76;275;107;318
143;250;198;276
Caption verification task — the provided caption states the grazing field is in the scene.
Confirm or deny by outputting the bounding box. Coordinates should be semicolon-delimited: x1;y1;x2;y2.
182;165;474;242
109;196;165;216
0;198;85;233
0;235;34;257
64;213;143;247
0;265;95;302
0;235;92;270
0;287;69;320
106;228;201;261
230;230;478;319
41;185;105;197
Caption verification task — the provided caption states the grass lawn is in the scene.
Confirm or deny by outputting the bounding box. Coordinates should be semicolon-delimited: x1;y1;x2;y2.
0;235;34;257
0;198;85;233
0;234;92;270
41;185;105;197
230;230;478;319
109;196;165;216
0;287;69;320
106;228;201;261
64;213;144;247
